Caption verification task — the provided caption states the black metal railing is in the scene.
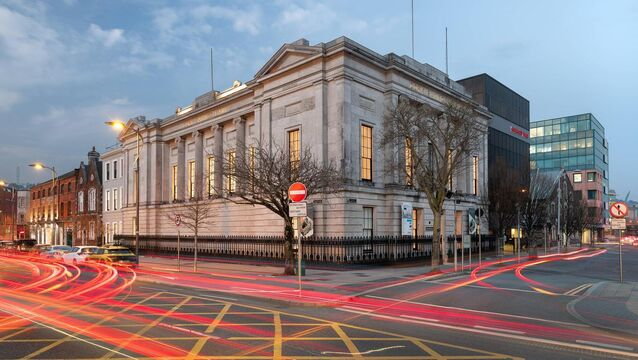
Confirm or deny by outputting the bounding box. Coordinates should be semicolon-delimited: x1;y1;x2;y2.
114;234;497;265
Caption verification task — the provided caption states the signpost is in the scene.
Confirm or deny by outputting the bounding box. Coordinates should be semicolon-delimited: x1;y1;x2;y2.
288;183;308;293
175;215;181;272
610;202;628;283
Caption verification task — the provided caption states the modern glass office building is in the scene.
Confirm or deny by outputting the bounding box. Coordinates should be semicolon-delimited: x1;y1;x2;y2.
530;113;609;238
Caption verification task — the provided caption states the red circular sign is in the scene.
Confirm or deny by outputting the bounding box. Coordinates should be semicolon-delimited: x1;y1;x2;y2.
610;202;628;219
288;182;307;202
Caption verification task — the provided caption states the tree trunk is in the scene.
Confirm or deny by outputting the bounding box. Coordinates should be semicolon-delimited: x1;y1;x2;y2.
284;218;295;275
431;210;442;268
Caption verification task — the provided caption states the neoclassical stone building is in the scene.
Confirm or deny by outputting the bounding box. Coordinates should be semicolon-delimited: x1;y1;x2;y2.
102;37;489;241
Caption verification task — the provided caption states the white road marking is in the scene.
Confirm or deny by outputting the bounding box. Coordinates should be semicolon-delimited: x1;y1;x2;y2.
576;340;634;352
321;345;405;356
474;325;525;335
335;308;638;358
400;315;440;322
564;283;592;296
342;305;373;312
366;295;589;327
0;308;136;359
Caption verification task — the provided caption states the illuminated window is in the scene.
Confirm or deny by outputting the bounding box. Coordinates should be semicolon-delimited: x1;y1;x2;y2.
587;172;596;182
188;161;195;198
207;156;215;196
171;165;177;201
361;125;372;181
472;156;479;195
405;137;413;186
573;173;582;183
288;129;300;173
227;150;236;193
412;209;418;237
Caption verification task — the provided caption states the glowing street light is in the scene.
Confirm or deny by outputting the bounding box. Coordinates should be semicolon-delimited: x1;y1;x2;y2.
29;162;58;245
106;119;142;264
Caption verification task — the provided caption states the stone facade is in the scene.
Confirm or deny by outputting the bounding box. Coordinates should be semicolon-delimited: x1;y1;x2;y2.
101;37;490;242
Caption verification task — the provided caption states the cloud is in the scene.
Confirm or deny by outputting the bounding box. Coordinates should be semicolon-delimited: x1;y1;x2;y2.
88;23;125;47
190;5;262;35
0;88;21;111
274;1;368;35
111;98;130;105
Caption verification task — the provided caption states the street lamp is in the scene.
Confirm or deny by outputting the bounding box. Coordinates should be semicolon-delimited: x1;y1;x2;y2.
106;119;142;264
29;163;58;245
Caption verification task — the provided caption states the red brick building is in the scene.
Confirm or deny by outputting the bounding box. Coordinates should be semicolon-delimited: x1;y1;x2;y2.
75;147;103;246
0;186;16;241
58;171;78;246
29;170;77;245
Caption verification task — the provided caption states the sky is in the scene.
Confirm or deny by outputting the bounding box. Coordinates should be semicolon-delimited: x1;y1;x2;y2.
0;0;637;197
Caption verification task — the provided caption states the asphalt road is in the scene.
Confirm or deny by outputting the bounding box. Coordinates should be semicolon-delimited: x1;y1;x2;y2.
0;245;636;359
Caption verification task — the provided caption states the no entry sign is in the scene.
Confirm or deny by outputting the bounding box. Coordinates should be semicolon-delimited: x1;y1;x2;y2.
288;182;307;202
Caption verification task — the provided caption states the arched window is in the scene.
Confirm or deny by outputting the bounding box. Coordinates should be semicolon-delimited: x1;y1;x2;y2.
78;191;84;213
88;188;96;211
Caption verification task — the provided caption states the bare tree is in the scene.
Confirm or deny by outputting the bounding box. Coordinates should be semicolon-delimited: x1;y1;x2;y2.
383;99;487;267
165;174;216;272
488;157;524;238
520;170;556;255
222;140;342;275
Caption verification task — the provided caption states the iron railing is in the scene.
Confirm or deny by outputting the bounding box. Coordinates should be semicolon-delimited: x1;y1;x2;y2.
114;234;498;265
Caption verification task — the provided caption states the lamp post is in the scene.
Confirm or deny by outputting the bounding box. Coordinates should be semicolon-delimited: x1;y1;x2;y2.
106;120;142;265
29;163;57;245
0;180;17;241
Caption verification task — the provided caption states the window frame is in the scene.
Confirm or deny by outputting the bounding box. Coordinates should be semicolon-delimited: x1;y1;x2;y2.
360;124;373;181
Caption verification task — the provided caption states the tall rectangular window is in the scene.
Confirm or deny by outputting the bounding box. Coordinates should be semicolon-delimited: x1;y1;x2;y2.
106;190;111;211
207;156;215;196
113;160;118;179
405;137;413;186
361;125;372;181
363;207;373;237
288;129;300;173
171;165;178;201
188;161;196;198
472;156;479;195
113;188;119;210
412;208;418;237
227;150;236;193
106;163;110;181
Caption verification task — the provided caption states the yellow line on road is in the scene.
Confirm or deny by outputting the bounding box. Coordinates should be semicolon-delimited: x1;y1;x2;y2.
273;312;282;359
331;323;363;359
205;303;231;333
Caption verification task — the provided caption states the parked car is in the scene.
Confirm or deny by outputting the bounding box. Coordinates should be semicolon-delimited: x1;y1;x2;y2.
86;245;137;268
42;245;74;260
32;244;52;255
61;246;101;265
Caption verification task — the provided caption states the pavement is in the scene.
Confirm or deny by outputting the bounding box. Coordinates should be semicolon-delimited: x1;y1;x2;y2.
568;281;638;335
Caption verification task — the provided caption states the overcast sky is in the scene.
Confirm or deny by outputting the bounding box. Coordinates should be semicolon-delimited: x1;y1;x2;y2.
1;0;636;196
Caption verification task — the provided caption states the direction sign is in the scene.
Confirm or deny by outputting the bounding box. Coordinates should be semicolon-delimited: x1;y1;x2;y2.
610;202;629;219
288;182;307;202
611;218;627;230
289;202;307;217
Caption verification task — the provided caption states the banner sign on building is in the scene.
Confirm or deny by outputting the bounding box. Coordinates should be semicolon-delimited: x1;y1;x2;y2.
401;202;413;236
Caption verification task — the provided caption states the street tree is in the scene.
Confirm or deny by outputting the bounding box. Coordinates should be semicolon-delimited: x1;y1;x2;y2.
223;140;342;275
488;157;525;238
383;98;487;267
165;174;216;272
520;169;556;255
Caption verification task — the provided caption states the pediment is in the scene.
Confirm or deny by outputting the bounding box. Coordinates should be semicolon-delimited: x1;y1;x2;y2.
255;43;322;78
118;119;145;140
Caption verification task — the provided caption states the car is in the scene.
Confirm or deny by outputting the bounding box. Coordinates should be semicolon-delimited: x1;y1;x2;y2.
41;245;74;260
61;246;101;265
633;240;638;247
32;244;52;255
86;246;137;268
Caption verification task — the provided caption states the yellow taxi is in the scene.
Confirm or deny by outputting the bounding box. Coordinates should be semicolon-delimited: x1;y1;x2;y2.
87;245;138;268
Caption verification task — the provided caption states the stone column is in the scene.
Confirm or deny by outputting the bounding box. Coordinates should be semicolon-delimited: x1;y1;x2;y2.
193;130;204;199
212;125;223;193
176;137;185;201
234;117;246;191
314;80;328;165
383;92;400;185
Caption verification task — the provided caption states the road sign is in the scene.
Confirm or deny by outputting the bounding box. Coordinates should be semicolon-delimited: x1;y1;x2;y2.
174;214;181;227
467;209;477;235
289;202;307;217
462;234;471;249
301;217;314;237
611;218;626;230
610;202;629;219
288;182;307;203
